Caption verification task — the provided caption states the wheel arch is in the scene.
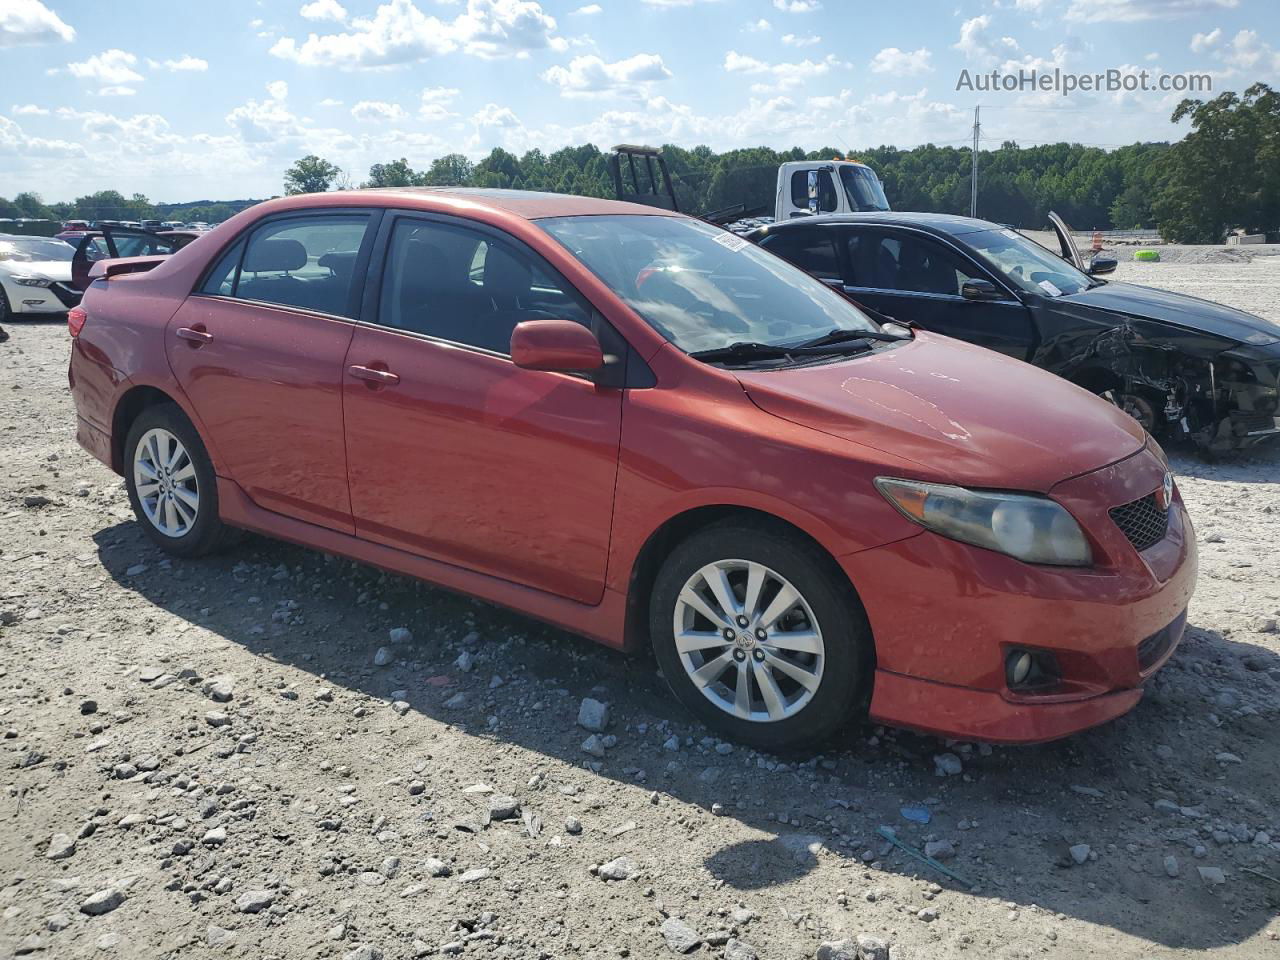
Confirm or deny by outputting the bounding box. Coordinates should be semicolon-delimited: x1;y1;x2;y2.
621;504;872;662
110;384;216;475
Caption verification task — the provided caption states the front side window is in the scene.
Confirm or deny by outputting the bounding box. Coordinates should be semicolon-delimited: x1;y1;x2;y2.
378;218;592;354
838;165;890;213
789;170;838;213
538;214;879;355
232;215;370;317
759;229;842;281
864;232;977;297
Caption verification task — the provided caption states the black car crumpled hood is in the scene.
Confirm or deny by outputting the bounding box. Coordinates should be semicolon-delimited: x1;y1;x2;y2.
1069;281;1280;345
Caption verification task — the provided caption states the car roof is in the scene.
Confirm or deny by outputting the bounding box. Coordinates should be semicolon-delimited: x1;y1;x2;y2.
271;187;677;221
756;211;1000;236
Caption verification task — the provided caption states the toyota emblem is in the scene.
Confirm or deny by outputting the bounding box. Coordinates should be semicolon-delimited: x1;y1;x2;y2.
1156;471;1174;510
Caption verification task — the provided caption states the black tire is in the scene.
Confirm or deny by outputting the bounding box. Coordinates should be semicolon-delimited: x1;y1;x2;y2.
0;287;11;325
123;403;238;557
649;519;873;753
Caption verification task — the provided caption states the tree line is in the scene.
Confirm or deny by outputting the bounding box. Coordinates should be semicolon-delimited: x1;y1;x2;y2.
6;85;1275;244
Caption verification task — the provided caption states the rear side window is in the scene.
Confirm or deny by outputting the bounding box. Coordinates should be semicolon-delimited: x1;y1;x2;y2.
866;232;977;296
201;240;244;296
378;218;592;355
230;215;370;317
760;229;842;281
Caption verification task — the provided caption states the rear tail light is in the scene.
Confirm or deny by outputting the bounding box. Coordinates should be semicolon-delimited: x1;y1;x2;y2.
68;306;87;338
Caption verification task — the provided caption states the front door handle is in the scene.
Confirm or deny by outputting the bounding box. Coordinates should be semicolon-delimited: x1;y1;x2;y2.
347;364;400;386
176;325;213;345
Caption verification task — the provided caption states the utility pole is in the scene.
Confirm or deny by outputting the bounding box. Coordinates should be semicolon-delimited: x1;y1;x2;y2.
970;105;980;218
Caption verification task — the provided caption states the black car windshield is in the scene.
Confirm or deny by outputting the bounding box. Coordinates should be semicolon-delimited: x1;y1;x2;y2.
966;227;1093;297
839;165;890;212
0;237;74;263
538;214;879;354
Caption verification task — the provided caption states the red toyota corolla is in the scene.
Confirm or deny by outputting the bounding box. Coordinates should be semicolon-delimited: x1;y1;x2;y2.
67;189;1196;750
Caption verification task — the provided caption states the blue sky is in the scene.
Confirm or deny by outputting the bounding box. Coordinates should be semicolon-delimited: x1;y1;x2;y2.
1;0;1277;202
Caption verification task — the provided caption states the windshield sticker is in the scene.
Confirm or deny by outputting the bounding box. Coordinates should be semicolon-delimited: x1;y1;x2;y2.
713;232;749;253
1038;279;1063;297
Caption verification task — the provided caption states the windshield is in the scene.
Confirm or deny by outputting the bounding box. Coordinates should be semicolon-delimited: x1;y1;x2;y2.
967;227;1093;297
839;165;890;213
0;237;75;263
538;215;878;354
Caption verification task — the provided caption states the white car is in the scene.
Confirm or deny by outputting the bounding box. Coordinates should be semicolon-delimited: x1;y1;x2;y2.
0;235;80;322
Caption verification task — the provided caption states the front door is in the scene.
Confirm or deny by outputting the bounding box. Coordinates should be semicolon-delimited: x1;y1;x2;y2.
843;227;1037;361
341;214;623;604
166;211;376;533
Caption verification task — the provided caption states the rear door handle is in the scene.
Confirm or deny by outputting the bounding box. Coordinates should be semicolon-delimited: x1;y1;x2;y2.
176;326;213;345
347;364;400;386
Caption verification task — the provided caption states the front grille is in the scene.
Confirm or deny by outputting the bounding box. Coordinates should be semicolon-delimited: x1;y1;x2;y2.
1138;609;1187;673
49;282;82;308
1109;492;1169;552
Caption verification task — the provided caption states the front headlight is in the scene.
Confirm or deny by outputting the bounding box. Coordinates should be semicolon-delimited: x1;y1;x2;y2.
12;276;52;287
875;477;1092;566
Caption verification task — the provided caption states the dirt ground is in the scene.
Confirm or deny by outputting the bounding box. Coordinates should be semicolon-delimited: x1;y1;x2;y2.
1;257;1278;960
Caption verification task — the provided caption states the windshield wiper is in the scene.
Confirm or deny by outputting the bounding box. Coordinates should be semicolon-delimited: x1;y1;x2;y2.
795;327;912;349
689;337;880;364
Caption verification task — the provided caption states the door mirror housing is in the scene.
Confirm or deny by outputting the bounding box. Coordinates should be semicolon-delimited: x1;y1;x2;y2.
961;278;1002;301
511;319;604;373
1088;255;1118;276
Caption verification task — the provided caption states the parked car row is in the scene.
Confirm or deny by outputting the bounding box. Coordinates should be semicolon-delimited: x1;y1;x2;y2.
68;188;1200;751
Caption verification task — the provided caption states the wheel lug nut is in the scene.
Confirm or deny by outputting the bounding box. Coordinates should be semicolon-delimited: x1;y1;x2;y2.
736;615;749;627
755;628;767;641
752;649;766;662
722;628;736;641
733;649;747;662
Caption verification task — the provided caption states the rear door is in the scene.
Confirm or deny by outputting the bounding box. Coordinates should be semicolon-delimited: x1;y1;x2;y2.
341;212;623;604
166;211;378;533
841;227;1038;361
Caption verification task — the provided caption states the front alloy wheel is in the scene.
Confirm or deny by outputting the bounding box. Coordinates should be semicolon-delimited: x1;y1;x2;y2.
650;520;872;752
673;560;825;722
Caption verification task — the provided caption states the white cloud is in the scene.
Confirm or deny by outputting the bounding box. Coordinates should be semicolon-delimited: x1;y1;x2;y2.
781;33;819;47
723;50;841;89
148;54;209;72
543;52;671;97
267;80;290;101
11;103;50;115
773;0;821;11
97;85;137;97
0;0;74;48
869;46;932;75
954;16;1020;66
1218;29;1280;73
745;18;771;32
472;102;520;128
318;97;344;106
270;0;562;69
351;99;407;122
67;49;144;89
1190;27;1221;52
1066;0;1237;23
571;3;601;12
0;115;83;156
300;0;347;21
420;86;460;120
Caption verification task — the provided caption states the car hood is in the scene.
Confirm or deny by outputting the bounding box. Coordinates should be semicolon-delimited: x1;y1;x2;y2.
1065;280;1280;344
736;331;1147;493
1;259;73;283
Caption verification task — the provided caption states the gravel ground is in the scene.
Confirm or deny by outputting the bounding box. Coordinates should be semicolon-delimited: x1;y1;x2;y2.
1;259;1279;960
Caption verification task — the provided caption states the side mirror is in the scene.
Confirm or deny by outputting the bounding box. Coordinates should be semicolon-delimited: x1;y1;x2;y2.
511;319;604;373
960;279;1001;301
1088;256;1117;276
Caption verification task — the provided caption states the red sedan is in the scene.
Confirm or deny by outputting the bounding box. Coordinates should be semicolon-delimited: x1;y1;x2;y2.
66;189;1196;751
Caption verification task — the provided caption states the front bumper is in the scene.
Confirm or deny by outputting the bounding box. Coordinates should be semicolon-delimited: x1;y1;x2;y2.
3;280;80;315
844;443;1197;743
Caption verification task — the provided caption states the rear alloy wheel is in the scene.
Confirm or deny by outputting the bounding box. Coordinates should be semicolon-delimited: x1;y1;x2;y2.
651;521;871;752
124;404;237;557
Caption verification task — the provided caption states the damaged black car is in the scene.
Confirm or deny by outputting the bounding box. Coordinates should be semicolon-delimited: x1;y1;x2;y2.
748;212;1280;455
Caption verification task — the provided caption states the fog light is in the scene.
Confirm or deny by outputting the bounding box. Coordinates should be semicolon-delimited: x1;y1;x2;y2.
1008;651;1033;686
1005;647;1060;692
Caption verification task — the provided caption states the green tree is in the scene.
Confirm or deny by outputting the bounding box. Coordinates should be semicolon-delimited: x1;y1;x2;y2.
283;155;341;195
424;153;474;186
364;158;426;187
12;192;52;219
